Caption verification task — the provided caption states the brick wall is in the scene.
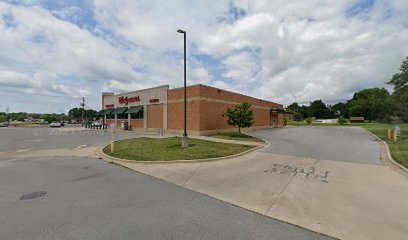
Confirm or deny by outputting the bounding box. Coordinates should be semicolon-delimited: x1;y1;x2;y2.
167;100;201;131
167;84;284;133
106;119;115;127
199;101;235;130
147;104;163;129
130;120;143;128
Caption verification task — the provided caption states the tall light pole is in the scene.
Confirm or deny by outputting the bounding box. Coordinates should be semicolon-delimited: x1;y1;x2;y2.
177;29;188;148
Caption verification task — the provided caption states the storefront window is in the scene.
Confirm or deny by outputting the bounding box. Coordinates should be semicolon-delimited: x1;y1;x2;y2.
106;114;115;119
131;107;144;119
117;113;128;119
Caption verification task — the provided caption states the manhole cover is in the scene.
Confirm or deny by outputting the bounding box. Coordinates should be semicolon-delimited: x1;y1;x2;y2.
19;191;47;200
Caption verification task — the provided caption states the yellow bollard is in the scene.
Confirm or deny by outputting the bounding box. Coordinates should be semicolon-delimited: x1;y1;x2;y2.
393;131;398;143
388;129;392;140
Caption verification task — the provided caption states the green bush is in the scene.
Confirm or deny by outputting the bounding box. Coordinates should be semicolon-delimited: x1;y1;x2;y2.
337;116;347;125
283;118;288;126
305;117;312;125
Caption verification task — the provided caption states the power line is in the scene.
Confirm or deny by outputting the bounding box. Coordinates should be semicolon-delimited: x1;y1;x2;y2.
0;89;100;100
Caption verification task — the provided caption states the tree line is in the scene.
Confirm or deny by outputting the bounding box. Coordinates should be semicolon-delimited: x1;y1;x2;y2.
286;56;408;123
0;108;98;123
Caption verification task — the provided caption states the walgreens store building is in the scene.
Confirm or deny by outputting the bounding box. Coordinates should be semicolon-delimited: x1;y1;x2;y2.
100;84;284;135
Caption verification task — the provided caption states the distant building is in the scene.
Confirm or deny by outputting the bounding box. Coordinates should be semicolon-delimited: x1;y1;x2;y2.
350;117;365;123
24;117;34;122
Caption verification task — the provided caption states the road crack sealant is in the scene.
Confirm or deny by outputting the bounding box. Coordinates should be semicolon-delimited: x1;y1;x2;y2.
263;158;329;216
182;163;203;187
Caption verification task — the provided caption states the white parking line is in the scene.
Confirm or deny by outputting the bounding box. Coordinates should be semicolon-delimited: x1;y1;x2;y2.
27;139;47;142
16;147;35;153
73;145;87;149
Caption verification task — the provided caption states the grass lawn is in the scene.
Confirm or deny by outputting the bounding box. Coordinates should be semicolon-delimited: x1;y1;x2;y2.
208;132;264;142
361;123;408;168
103;137;254;161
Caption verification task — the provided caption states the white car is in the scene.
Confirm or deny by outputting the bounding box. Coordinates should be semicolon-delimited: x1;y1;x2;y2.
91;120;103;127
50;121;62;128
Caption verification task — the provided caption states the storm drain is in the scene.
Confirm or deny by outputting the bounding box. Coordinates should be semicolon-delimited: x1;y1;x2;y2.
19;191;47;200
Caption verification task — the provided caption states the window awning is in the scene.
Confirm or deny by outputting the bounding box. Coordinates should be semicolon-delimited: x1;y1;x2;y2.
271;108;286;114
112;107;128;114
103;108;115;115
96;110;104;116
126;106;143;114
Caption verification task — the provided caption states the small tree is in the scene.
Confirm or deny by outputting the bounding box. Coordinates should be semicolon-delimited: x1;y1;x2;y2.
337;116;347;125
225;102;255;133
305;117;312;125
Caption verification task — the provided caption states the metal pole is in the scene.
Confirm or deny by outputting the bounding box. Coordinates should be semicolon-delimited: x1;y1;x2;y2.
81;97;85;127
183;32;187;138
5;107;9;123
177;29;188;147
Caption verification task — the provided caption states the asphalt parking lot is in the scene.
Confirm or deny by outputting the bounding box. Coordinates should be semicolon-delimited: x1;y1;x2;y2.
248;126;383;165
0;127;332;240
0;127;140;152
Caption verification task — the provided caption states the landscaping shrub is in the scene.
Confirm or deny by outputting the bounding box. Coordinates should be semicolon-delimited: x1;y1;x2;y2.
337;116;347;125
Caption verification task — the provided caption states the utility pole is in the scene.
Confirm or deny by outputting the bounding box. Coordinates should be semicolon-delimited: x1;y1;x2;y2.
5;107;10;123
81;97;85;126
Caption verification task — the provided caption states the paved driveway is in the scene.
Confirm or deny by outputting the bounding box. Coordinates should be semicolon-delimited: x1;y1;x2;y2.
248;126;383;165
120;127;408;240
0;127;330;240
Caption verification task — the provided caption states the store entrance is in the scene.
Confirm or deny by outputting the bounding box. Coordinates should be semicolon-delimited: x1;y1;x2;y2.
271;113;278;127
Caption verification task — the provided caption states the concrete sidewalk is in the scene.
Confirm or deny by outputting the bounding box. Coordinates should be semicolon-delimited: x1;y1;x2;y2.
187;135;264;146
108;150;408;240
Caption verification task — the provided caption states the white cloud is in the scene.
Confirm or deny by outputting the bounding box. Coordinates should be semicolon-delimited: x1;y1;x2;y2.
222;51;260;83
0;71;36;88
0;0;408;113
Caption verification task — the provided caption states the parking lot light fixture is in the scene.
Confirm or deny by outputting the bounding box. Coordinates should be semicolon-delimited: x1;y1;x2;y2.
177;28;188;148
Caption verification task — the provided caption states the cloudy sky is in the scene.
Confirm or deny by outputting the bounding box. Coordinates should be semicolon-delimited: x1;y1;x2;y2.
1;0;407;113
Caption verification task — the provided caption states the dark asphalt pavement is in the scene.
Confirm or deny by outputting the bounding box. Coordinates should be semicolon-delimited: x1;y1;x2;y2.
248;126;383;165
0;127;332;239
0;156;332;240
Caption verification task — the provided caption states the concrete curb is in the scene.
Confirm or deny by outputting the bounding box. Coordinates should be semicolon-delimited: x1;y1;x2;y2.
96;140;268;164
360;127;408;175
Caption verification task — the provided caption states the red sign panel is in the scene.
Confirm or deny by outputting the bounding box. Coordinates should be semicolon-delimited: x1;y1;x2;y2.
105;104;114;108
118;96;140;105
149;98;159;103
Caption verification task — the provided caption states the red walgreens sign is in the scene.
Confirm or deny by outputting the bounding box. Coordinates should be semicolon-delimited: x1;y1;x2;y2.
118;96;140;105
149;98;159;103
105;104;114;108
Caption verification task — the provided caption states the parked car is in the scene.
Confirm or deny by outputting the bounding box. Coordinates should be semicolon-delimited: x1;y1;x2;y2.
0;122;8;127
50;121;62;128
91;120;103;127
